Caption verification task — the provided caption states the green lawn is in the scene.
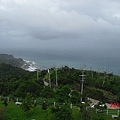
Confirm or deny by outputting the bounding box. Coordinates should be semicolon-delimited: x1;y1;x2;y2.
107;109;120;115
0;101;54;120
0;101;120;120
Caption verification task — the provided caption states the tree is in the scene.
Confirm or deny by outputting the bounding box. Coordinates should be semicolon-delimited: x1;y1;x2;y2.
117;93;120;103
42;101;47;110
40;86;54;98
70;90;80;104
15;79;43;98
51;104;72;120
3;99;8;107
55;85;71;103
21;93;33;114
79;100;91;120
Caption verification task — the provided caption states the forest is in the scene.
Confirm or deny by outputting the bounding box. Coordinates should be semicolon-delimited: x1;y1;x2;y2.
0;63;120;120
0;63;119;101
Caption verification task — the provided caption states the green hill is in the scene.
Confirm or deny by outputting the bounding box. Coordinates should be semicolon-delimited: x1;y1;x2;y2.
0;64;120;119
0;54;25;67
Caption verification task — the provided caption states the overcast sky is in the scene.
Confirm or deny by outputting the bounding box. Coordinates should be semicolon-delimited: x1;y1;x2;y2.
0;0;120;59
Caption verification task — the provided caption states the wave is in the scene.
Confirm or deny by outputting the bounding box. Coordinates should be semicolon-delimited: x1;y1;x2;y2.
21;59;37;72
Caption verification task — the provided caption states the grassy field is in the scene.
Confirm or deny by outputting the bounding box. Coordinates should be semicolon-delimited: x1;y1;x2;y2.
0;101;54;120
0;101;119;120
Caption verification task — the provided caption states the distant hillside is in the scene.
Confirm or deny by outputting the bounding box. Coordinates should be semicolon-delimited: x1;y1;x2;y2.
0;54;25;67
0;63;39;96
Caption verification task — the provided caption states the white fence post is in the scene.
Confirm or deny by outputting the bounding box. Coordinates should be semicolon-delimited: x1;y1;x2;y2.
34;100;36;104
107;109;108;115
96;109;97;113
54;102;56;107
70;103;72;109
118;110;119;116
7;97;9;101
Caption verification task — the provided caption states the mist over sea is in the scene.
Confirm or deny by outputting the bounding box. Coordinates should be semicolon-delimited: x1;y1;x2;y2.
1;48;120;75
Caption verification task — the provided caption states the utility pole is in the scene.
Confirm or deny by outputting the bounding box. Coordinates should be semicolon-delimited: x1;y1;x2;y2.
55;68;58;87
48;69;51;88
79;71;85;102
37;68;39;80
90;67;93;78
102;66;109;87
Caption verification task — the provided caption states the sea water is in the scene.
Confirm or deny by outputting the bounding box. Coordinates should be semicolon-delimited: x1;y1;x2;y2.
1;49;120;75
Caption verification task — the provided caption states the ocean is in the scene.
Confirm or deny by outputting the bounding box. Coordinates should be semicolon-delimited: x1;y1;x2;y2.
1;48;120;75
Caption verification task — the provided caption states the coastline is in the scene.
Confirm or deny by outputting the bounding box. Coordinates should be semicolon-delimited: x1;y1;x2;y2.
21;59;37;72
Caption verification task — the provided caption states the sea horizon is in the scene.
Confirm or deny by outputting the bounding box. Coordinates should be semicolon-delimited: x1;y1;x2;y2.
1;48;120;75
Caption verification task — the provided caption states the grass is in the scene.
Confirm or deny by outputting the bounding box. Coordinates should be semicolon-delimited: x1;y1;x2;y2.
0;101;120;120
107;109;119;115
0;101;54;120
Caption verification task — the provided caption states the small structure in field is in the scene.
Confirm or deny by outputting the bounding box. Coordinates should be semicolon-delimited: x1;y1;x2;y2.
15;102;22;105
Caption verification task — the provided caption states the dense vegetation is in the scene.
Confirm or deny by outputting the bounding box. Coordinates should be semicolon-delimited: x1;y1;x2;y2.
0;63;120;119
0;64;120;101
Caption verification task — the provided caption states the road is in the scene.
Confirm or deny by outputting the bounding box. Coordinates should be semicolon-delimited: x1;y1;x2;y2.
89;98;120;109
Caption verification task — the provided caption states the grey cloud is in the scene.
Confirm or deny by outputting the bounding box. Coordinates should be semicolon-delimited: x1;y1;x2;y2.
30;27;80;40
0;0;120;74
0;0;120;51
58;0;120;25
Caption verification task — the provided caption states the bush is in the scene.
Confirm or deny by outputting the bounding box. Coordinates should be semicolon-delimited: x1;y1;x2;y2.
51;104;72;120
0;108;5;120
